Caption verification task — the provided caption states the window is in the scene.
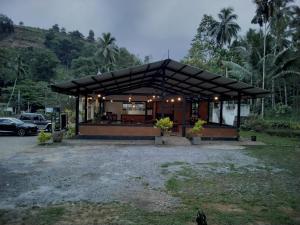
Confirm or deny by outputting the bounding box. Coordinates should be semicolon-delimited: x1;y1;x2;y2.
191;102;199;117
122;102;145;111
20;115;31;120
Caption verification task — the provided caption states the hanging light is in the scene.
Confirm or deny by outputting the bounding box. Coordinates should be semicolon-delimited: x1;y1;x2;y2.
97;94;101;98
177;97;181;101
102;96;106;100
171;99;175;103
166;99;169;103
110;99;113;103
149;99;153;102
153;95;156;99
214;96;219;101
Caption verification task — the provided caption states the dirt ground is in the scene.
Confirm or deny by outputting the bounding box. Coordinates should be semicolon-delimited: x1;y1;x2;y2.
0;136;259;212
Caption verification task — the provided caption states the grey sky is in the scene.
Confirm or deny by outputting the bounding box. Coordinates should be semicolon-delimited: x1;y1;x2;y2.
1;0;299;61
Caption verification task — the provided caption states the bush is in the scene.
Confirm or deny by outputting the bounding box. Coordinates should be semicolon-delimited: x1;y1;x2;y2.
265;129;300;138
241;117;268;132
192;119;206;133
65;125;75;138
155;117;173;134
37;131;52;144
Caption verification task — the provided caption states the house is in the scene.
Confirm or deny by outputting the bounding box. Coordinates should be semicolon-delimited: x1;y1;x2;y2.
51;59;269;140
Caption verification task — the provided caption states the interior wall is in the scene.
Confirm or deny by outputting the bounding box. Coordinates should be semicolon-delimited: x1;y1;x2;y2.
105;102;124;120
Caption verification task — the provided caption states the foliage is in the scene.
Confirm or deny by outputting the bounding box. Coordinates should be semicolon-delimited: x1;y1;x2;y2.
155;117;173;133
65;125;75;139
192;119;206;133
37;131;52;144
209;7;241;47
273;102;292;115
0;14;14;34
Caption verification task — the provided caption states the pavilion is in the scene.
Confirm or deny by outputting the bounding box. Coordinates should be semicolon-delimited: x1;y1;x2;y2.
51;59;269;140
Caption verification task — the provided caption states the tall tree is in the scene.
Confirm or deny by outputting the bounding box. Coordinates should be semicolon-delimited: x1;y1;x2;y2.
97;32;119;71
87;29;95;42
0;14;14;34
209;7;241;48
252;0;274;117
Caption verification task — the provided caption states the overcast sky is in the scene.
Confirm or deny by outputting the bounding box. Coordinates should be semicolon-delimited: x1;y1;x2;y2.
1;0;299;61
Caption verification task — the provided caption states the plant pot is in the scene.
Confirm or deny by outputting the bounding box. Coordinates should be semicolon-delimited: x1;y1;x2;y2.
191;136;202;145
52;131;64;143
155;136;164;145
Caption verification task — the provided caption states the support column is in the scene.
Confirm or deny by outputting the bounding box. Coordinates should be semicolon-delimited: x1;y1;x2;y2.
237;93;241;128
84;93;88;122
182;96;186;137
75;93;79;135
219;99;223;126
207;99;210;123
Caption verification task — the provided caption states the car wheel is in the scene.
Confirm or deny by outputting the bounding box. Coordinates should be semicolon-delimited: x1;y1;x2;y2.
17;129;26;136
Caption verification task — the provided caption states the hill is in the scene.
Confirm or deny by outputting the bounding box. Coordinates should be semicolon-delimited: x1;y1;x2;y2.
0;20;142;113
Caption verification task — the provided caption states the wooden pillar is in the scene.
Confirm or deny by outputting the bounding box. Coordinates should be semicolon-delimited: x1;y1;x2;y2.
75;93;79;135
219;100;223;126
182;96;186;137
237;93;241;128
84;93;88;122
207;99;210;123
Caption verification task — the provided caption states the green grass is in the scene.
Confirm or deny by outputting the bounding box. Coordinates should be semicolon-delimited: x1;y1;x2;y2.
160;161;187;168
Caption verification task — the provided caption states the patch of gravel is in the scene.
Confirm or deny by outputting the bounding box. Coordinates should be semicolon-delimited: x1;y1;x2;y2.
0;143;261;211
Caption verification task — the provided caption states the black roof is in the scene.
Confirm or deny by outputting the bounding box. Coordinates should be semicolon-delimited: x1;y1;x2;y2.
51;59;269;100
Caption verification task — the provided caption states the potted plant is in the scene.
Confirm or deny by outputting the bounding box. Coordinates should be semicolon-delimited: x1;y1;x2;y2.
155;117;173;136
189;119;206;144
154;117;173;145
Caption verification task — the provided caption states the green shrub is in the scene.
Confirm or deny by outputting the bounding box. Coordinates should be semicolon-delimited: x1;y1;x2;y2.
241;117;268;132
155;117;173;133
37;131;52;144
65;125;75;138
192;119;206;133
265;129;300;138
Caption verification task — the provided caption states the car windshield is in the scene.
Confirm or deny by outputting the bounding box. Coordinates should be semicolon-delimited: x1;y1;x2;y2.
10;118;24;124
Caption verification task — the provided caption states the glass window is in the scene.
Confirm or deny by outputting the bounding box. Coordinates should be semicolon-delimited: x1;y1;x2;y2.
191;102;199;117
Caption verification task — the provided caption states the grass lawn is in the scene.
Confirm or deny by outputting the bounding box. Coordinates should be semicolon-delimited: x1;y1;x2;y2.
0;132;299;225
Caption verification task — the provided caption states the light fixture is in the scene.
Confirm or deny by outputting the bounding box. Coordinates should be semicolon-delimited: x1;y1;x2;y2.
97;94;101;98
177;97;181;101
110;99;113;103
214;96;219;101
102;96;106;100
171;99;175;103
133;104;136;108
153;95;156;99
166;99;169;103
149;99;153;102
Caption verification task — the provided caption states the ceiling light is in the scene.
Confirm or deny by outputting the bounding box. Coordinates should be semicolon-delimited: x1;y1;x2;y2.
102;96;106;100
97;94;101;98
177;97;181;101
171;99;175;102
214;96;219;101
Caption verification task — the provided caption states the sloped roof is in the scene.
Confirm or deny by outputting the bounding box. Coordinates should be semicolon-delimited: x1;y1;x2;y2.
51;59;269;100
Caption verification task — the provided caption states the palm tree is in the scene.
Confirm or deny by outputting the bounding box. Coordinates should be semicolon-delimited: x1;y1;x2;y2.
209;7;241;48
97;32;119;71
223;48;300;108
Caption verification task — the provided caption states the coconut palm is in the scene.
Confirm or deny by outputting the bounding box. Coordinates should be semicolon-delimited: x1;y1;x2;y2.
97;32;119;71
223;48;300;108
209;7;241;47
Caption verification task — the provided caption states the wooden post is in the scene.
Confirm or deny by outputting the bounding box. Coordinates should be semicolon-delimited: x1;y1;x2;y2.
182;96;186;137
84;93;88;122
237;93;241;128
207;99;210;123
219;100;223;126
75;93;79;135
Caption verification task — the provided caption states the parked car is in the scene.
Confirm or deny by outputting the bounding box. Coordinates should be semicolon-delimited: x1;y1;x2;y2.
19;113;52;132
0;117;38;136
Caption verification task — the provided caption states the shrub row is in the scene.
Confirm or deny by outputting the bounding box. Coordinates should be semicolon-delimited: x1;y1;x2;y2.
241;117;300;132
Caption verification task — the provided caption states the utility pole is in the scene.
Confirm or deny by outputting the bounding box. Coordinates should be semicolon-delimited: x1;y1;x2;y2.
17;89;20;114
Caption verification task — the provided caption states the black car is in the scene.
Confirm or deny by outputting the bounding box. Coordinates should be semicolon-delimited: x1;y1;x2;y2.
19;113;52;132
0;117;38;136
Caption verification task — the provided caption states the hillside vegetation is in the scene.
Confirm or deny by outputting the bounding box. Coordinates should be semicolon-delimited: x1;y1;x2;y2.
0;17;142;112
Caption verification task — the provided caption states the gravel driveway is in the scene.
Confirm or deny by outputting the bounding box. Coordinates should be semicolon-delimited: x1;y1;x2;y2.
0;137;259;211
